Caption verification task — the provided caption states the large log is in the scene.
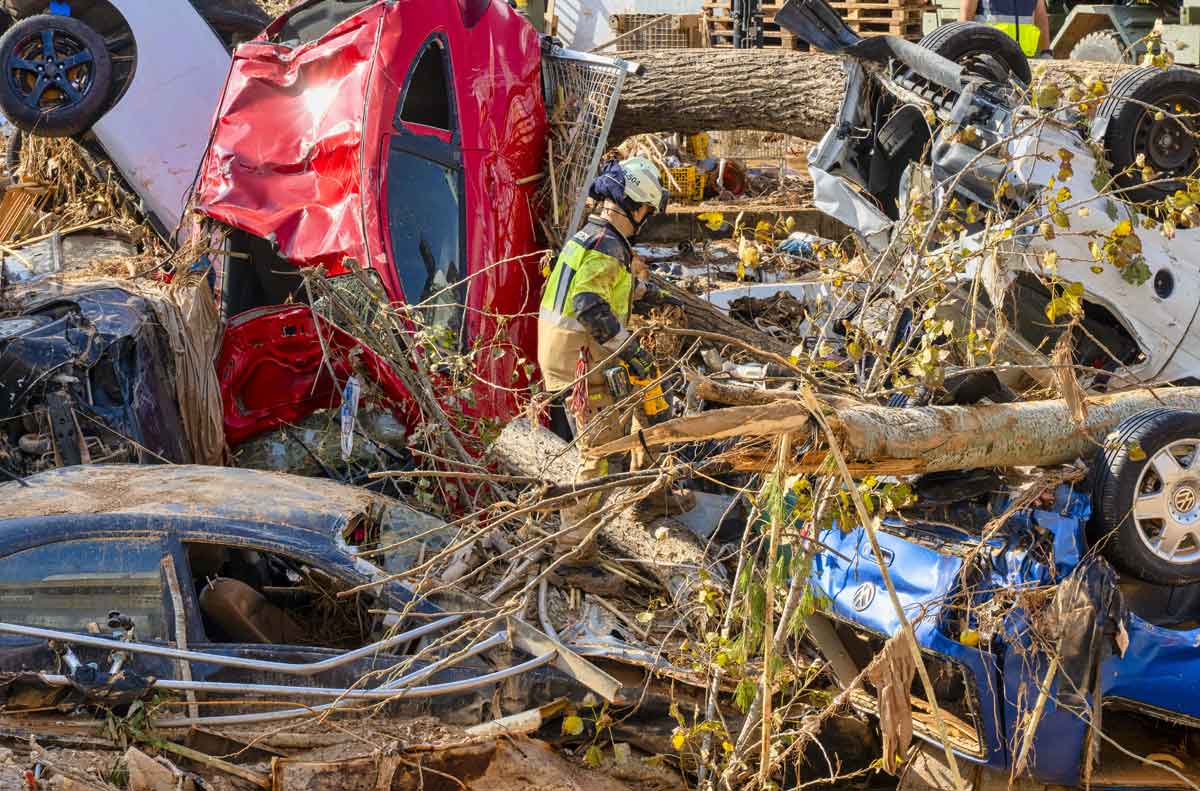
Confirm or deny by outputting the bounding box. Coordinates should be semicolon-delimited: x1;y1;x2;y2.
610;50;1132;143
585;387;1200;474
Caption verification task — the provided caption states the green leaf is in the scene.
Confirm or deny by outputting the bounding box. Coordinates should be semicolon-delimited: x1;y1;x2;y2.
734;678;758;713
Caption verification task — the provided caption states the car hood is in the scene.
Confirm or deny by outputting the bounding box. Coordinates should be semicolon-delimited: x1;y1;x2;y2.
0;464;382;529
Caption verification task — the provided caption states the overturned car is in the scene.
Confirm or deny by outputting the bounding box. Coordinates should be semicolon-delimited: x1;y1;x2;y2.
789;0;1200;388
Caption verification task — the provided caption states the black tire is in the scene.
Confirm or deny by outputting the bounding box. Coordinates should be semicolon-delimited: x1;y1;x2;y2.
1090;408;1200;585
1094;66;1200;205
4;129;21;177
192;0;270;47
918;21;1032;85
0;14;112;137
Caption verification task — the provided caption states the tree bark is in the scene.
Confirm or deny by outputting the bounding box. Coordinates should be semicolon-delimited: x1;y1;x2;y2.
584;387;1200;475
611;49;1133;144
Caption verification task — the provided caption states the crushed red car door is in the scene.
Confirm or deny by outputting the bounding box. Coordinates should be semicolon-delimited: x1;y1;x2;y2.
217;305;418;448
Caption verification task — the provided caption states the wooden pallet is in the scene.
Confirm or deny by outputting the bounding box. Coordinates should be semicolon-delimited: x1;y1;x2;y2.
703;0;930;46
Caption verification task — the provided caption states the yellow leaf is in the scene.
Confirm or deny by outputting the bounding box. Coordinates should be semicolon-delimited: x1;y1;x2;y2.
1129;442;1147;462
847;340;862;360
636;611;654;624
563;715;585;736
672;729;687;751
1114;219;1133;237
722;741;734;754
1042;250;1058;270
959;629;980;647
585;745;604;767
1039;221;1055;240
1056;186;1072;203
1090;265;1104;274
697;212;725;231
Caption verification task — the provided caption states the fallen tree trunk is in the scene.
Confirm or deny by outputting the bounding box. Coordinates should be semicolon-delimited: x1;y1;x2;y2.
586;387;1200;475
611;50;1132;143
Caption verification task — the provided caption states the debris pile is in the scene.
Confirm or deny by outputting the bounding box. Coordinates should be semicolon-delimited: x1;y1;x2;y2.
0;1;1195;790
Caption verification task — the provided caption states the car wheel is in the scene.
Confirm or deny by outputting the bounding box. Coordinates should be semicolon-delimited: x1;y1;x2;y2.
1094;66;1200;205
918;21;1031;85
0;14;113;137
1069;30;1127;63
1091;408;1200;585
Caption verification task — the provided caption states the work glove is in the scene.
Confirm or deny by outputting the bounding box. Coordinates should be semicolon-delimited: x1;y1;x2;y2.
620;342;655;379
633;279;683;313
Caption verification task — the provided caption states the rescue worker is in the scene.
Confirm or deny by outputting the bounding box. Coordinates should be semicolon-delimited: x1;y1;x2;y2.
537;156;674;556
959;0;1052;59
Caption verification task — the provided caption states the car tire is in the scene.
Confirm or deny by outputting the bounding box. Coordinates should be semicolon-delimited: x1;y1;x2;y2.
0;14;113;137
918;21;1032;85
1090;408;1200;585
1069;30;1127;63
191;0;270;47
1094;66;1200;205
4;129;21;177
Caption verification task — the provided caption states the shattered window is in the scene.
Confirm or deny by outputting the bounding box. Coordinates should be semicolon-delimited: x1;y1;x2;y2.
0;538;166;639
386;146;465;341
397;40;452;131
185;542;375;649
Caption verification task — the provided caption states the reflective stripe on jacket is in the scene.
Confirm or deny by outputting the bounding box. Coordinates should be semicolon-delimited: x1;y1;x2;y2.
537;216;634;389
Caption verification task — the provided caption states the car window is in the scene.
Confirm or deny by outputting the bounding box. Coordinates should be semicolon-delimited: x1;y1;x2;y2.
386;147;465;340
184;542;375;649
0;538;167;639
397;41;452;131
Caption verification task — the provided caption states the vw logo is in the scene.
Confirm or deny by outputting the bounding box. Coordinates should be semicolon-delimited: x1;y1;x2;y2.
852;582;876;611
1173;486;1197;513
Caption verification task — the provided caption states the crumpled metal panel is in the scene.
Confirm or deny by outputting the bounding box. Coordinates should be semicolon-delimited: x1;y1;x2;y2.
216;305;418;447
196;0;547;433
195;10;380;275
812;487;1200;786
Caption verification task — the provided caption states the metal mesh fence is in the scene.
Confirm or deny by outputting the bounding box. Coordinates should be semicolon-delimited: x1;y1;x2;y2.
540;49;628;248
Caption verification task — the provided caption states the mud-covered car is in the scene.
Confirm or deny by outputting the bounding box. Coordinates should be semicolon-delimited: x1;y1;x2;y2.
784;0;1200;387
0;464;621;727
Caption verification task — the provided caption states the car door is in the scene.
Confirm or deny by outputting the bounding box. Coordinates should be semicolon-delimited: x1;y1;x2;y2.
0;518;179;685
172;535;403;690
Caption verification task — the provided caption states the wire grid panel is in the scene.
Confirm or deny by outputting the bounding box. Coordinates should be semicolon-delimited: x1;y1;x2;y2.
707;130;805;161
609;14;692;50
541;52;627;247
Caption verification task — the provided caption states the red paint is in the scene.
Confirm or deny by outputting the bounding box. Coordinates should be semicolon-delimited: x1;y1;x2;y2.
217;305;418;447
196;0;548;445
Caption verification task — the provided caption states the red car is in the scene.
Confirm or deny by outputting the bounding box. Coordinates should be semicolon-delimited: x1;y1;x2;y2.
194;0;548;447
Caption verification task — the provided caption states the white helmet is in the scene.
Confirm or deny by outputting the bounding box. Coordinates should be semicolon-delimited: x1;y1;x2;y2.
618;156;668;214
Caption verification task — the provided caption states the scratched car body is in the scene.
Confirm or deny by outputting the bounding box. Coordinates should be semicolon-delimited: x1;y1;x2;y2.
781;0;1200;388
0;465;617;726
807;481;1200;789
